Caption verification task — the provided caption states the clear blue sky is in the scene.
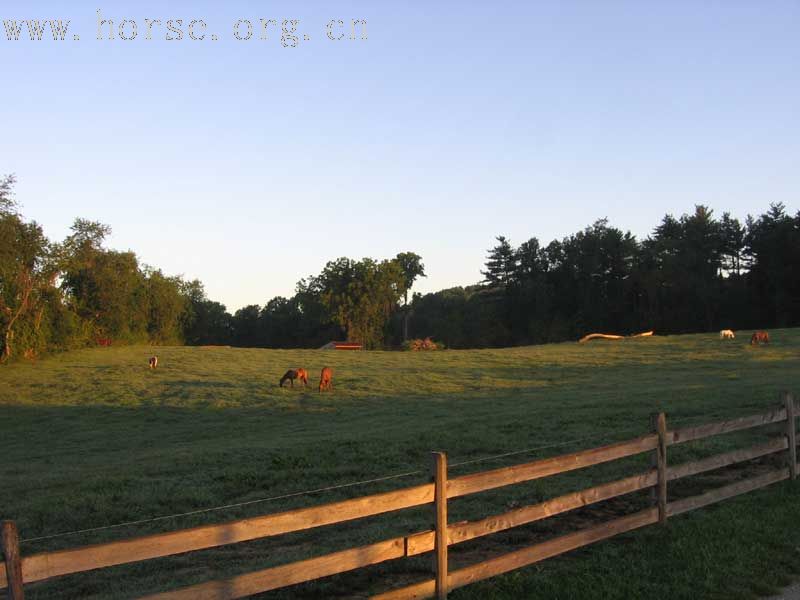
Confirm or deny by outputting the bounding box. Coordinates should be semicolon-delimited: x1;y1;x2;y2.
2;1;798;310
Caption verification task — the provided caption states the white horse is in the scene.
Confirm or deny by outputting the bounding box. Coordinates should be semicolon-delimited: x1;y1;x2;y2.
719;329;735;340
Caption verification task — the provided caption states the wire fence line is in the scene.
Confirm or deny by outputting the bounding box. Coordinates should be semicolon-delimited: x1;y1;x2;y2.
447;407;768;470
19;469;426;544
18;407;770;545
20;429;635;545
448;425;645;469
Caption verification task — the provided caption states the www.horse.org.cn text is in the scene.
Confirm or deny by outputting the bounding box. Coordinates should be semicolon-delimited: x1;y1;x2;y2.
1;10;368;47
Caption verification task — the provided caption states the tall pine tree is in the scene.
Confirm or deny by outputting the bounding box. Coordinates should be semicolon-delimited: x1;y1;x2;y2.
481;236;517;288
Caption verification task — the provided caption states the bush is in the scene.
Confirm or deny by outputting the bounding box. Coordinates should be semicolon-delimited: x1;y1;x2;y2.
402;337;445;351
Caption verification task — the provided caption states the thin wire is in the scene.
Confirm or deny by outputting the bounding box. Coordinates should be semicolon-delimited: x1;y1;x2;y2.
20;405;779;544
449;436;606;468
445;405;768;470
20;469;424;544
449;423;646;469
20;427;641;544
670;407;781;428
445;408;772;471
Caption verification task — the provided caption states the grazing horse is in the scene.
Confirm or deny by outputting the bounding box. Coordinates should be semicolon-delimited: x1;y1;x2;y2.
750;331;770;345
280;368;309;387
319;367;333;393
719;329;735;340
149;356;158;369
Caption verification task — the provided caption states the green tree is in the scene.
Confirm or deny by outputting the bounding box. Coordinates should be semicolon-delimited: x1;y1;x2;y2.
0;176;56;360
145;268;187;344
231;304;262;347
482;236;517;288
301;257;405;348
0;214;53;360
260;296;304;348
394;252;426;306
0;174;17;214
60;220;151;342
181;280;232;345
745;203;800;327
720;212;746;276
394;252;426;340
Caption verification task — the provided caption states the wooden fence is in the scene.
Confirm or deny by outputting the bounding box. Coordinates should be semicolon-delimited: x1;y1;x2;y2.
2;391;797;600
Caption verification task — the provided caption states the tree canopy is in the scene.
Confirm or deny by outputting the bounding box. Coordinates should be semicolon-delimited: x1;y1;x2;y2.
408;204;800;347
1;173;798;359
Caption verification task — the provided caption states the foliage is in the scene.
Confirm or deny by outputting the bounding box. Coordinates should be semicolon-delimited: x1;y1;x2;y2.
410;205;800;348
0;207;55;361
298;256;407;349
1;177;190;359
0;173;18;215
394;251;426;306
3;171;800;356
401;336;443;351
745;203;800;328
481;235;517;288
181;280;232;346
145;269;187;344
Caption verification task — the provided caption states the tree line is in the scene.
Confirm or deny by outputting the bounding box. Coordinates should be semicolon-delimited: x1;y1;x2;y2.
0;175;426;359
408;204;800;348
189;253;425;350
1;176;191;361
2;173;798;359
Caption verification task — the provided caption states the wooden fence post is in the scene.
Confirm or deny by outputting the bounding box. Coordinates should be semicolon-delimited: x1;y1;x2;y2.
1;520;25;600
431;452;448;599
650;413;668;524
783;392;797;479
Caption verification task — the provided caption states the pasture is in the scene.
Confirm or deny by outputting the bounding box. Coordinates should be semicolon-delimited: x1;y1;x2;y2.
2;330;800;599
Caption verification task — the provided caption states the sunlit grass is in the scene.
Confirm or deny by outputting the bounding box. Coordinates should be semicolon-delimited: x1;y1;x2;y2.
1;329;799;598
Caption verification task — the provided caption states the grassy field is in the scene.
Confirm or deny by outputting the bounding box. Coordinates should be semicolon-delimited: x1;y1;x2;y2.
1;330;800;599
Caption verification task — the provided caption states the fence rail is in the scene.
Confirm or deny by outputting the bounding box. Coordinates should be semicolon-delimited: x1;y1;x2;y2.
2;391;797;600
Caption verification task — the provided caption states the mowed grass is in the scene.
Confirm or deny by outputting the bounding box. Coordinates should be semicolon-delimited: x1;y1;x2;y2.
1;330;800;599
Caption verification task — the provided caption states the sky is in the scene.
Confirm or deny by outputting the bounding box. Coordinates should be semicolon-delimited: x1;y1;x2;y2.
2;1;798;311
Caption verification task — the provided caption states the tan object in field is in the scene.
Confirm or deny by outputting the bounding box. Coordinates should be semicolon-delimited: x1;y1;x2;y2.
578;331;654;343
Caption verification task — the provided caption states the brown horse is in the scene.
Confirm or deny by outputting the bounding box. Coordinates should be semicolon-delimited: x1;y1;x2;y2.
319;367;333;392
750;331;770;345
280;368;309;387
